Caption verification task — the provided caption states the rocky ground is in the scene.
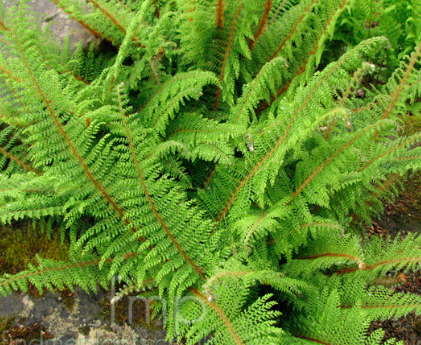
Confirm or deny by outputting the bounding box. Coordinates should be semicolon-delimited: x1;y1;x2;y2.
0;287;170;345
3;0;98;50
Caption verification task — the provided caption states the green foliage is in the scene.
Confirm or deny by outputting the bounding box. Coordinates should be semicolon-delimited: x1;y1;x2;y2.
0;0;421;344
322;0;421;79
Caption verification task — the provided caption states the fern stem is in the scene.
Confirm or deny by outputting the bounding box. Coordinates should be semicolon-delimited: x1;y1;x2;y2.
0;66;23;82
0;258;110;290
70;73;91;85
215;0;225;28
336;257;421;275
257;0;348;115
86;0;126;34
0;147;41;175
372;275;407;286
118;89;206;280
153;1;160;18
203;162;219;189
49;0;118;45
358;132;421;173
392;155;421;161
290;120;387;201
215;47;362;225
114;0;135;13
293;222;344;233
368;257;421;271
214;3;244;110
0;19;10;31
297;253;364;266
269;0;288;26
10;28;135;231
381;40;421;121
269;0;319;62
190;288;245;345
87;0;146;48
249;0;273;52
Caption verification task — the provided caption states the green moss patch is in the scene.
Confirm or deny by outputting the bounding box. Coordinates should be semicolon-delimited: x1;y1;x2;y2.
0;221;68;276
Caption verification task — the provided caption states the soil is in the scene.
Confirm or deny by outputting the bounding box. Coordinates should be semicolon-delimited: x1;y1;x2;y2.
376;175;421;240
367;173;421;344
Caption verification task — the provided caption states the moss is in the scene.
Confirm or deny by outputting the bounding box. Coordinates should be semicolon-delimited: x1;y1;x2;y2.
59;288;76;312
0;221;68;276
0;316;53;345
401;102;421;136
414;318;421;334
78;325;91;336
0;221;69;298
0;316;17;334
2;323;53;345
98;295;161;331
102;324;114;333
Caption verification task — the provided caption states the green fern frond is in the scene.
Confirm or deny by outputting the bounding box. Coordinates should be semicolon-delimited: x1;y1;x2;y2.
0;1;420;344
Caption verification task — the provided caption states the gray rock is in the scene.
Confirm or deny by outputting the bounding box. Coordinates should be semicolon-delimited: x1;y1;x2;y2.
3;0;99;50
0;288;171;344
0;292;25;316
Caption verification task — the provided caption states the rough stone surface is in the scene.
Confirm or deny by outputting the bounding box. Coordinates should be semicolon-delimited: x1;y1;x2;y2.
0;288;171;344
4;0;99;50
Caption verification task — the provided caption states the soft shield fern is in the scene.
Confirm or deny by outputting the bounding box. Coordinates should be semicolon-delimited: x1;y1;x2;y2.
1;0;421;344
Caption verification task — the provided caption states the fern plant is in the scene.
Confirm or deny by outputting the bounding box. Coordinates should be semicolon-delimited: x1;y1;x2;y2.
1;0;421;344
321;0;421;80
